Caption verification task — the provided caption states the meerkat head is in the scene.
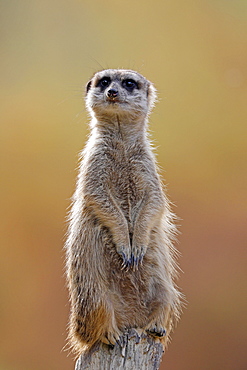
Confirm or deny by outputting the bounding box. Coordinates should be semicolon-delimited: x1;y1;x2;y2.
85;69;156;122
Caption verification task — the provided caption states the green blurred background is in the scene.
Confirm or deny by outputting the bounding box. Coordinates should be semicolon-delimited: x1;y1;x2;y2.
1;1;247;369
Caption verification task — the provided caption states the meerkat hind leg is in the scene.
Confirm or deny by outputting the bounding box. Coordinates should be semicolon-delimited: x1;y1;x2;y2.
99;306;124;347
100;326;123;346
145;304;173;342
144;289;171;339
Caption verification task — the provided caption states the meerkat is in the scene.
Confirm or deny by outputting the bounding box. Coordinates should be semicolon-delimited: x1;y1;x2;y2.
65;69;182;356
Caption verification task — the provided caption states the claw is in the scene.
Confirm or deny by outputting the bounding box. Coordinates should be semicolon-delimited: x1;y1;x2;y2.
117;336;123;347
146;327;166;338
133;253;144;270
131;254;134;265
119;251;129;269
115;334;127;348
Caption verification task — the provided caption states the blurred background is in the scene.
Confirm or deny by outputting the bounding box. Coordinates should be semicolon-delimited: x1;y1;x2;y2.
1;0;247;369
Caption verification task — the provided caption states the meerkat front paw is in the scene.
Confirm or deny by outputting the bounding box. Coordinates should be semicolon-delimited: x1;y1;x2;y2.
117;244;147;269
131;229;149;268
131;244;147;269
115;231;148;269
131;232;148;268
116;245;132;269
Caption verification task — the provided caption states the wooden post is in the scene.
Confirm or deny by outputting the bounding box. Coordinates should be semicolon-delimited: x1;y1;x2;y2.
75;329;164;370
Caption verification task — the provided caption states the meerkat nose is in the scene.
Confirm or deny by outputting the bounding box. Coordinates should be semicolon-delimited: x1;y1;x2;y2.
107;89;119;99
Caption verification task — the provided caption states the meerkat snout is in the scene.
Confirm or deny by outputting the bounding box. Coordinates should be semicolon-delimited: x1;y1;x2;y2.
107;88;119;100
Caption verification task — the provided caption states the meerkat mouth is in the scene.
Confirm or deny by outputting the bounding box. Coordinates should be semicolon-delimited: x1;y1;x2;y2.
107;97;120;104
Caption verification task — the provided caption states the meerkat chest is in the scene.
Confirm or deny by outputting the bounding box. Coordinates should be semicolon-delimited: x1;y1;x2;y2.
84;135;158;212
104;141;151;203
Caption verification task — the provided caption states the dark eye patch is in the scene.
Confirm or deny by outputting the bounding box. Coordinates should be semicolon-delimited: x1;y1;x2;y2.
122;79;138;92
96;77;111;90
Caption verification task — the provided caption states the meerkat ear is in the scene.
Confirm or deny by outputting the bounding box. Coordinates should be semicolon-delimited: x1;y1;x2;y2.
86;80;92;94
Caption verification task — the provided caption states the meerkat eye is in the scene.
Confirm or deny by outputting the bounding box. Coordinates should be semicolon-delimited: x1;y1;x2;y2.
97;77;111;89
122;79;138;92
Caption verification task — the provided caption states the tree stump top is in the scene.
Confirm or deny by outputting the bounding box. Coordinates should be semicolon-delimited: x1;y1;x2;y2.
75;329;164;370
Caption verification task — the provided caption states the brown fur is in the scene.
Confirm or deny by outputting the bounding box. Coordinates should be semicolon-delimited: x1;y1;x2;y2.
65;69;182;356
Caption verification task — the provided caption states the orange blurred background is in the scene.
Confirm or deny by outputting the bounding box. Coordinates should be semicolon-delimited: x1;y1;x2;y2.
1;1;247;369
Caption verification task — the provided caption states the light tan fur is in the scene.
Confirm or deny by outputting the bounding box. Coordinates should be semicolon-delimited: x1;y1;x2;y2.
65;69;182;356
